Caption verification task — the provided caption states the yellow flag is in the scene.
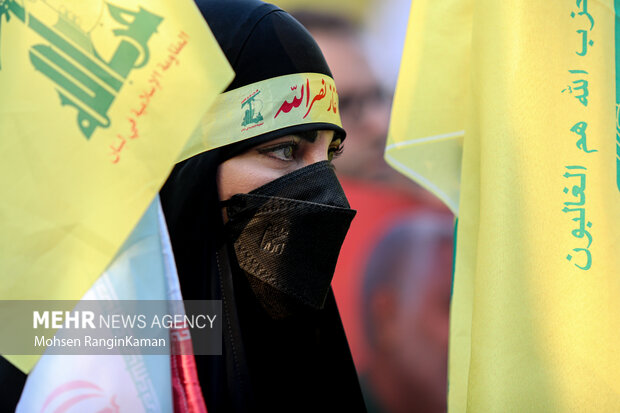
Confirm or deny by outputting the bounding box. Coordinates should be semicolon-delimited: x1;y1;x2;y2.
0;0;233;301
387;0;620;411
384;0;468;214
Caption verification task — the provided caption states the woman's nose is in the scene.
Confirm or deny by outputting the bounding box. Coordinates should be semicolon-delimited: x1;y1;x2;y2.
305;148;329;165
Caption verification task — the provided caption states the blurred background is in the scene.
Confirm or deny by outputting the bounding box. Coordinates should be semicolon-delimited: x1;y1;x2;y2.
272;1;454;412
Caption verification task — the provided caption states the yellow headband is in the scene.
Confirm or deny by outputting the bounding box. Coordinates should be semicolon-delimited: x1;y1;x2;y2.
178;73;342;162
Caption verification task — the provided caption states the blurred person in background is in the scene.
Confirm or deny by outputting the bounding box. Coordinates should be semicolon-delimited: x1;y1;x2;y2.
361;214;453;413
292;9;449;376
293;9;445;203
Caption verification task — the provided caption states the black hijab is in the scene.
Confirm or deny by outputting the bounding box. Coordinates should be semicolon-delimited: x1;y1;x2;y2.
160;1;365;411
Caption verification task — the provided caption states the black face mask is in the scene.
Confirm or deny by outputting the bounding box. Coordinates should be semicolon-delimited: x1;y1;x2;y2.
223;161;356;319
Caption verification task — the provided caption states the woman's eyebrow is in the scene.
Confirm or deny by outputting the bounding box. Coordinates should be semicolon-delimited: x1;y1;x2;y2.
255;135;300;149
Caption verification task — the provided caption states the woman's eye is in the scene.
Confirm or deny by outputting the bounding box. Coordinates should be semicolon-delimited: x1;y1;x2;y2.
270;145;294;161
257;141;297;161
328;143;344;161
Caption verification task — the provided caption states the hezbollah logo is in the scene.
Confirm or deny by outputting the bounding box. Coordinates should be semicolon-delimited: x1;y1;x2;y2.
241;89;264;131
0;0;162;139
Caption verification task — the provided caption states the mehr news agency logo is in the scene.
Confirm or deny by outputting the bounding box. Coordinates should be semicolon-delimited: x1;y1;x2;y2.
32;309;217;350
0;0;162;139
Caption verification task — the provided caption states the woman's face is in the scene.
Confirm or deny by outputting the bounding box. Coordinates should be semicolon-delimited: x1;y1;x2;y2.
216;129;341;201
